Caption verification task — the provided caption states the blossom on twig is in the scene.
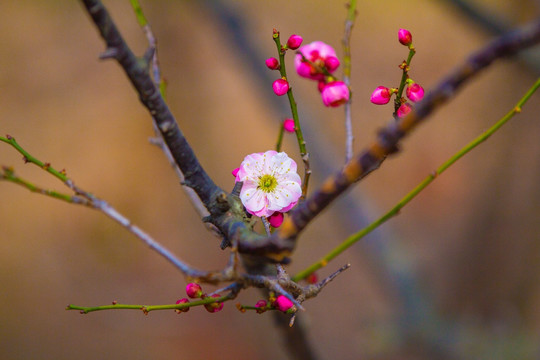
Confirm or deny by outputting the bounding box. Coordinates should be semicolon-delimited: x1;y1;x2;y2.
294;41;340;80
235;151;301;218
321;81;350;107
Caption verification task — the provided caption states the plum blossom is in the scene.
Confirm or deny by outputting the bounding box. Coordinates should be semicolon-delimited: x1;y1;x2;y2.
274;295;294;312
175;298;190;314
255;300;268;314
272;78;289;96
283;118;295;133
398;28;412;46
186;283;203;298
406;82;424;102
236;151;301;218
397;102;412;118
286;34;303;50
268;211;284;227
204;294;224;313
295;41;340;80
370;86;393;105
265;57;279;70
321;81;350;107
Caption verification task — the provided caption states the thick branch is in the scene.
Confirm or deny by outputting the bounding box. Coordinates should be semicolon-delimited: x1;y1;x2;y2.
81;0;221;208
238;18;540;260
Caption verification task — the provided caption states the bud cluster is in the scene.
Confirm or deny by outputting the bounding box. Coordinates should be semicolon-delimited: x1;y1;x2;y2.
266;33;306;96
294;41;349;107
176;283;224;314
248;294;295;314
266;32;349;107
369;29;424;119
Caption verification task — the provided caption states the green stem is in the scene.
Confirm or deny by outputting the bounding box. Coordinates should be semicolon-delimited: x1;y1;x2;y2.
275;122;285;152
272;31;311;198
129;0;148;27
66;294;231;314
1;167;83;204
293;77;540;282
0;136;68;182
342;0;357;80
394;46;416;113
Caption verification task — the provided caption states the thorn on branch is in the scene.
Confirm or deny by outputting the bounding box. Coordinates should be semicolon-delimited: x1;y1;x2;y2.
142;46;156;68
99;47;119;60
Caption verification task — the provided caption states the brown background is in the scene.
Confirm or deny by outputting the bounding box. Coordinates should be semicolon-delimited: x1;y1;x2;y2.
1;0;539;359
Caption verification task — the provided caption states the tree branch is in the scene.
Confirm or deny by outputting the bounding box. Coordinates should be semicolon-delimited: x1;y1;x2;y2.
241;17;540;260
81;0;221;209
80;1;540;264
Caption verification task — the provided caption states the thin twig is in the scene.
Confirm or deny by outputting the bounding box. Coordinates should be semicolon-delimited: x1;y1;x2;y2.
255;18;540;261
129;0;211;219
342;0;358;163
0;135;209;278
81;0;222;209
272;30;311;199
292;76;540;281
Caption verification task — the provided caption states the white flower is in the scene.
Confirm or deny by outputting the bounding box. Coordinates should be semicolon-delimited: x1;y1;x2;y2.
235;150;302;218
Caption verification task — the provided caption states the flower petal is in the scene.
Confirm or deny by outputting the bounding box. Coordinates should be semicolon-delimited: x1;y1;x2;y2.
240;183;267;214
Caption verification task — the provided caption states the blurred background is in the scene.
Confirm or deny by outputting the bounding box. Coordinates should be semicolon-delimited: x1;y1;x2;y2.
1;0;539;359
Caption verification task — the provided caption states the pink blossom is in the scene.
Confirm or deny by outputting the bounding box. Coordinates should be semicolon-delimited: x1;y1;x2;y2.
286;34;303;50
398;28;412;46
268;212;284;227
186;283;203;299
236;151;302;218
397;102;412;118
204;294;224;313
295;41;339;80
274;295;294;312
370;86;392;105
321;81;350;107
406;83;424;102
272;78;289;96
283;119;295;133
265;57;279;70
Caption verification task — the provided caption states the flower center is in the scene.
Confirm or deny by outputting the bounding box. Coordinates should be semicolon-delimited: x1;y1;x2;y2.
258;174;278;193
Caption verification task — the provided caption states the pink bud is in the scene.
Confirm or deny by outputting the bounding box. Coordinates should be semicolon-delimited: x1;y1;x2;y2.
274;295;294;313
306;272;318;284
272;78;289;96
397;103;412;118
283;119;295;133
268;212;284;227
324;56;340;72
175;298;190;313
406;83;424;102
185;283;203;299
255;300;267;314
204;294;224;313
286;34;303;50
398;29;412;46
370;86;391;105
265;57;279;70
231;167;240;177
317;81;326;93
321;81;350;107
